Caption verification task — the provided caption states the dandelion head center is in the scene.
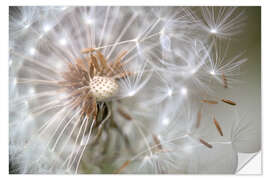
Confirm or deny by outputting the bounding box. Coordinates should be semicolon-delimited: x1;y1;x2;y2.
89;76;119;101
59;48;130;117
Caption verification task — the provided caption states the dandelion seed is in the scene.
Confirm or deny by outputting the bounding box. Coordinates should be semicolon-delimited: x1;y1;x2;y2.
199;138;213;149
222;73;228;88
200;7;246;38
201;99;218;104
221;99;236;106
213;116;223;136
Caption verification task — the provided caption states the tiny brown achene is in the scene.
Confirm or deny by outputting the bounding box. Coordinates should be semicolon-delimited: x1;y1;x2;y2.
201;99;219;104
222;73;228;88
221;99;236;106
213;116;223;136
199;138;213;149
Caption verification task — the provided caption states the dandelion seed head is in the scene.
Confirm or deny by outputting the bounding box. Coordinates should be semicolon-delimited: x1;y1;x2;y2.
89;76;119;101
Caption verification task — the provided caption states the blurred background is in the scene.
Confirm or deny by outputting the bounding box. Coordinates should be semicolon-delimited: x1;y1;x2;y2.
219;7;261;173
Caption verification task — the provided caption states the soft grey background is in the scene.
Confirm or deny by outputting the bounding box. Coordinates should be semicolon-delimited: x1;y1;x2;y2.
223;7;261;172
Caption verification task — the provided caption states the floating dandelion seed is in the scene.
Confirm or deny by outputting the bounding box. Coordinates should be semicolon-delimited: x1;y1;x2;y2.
213;116;224;136
201;99;219;104
199;138;213;149
221;99;237;106
200;7;246;38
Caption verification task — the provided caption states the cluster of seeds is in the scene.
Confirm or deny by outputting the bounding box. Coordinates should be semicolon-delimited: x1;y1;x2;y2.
58;49;131;119
89;76;119;101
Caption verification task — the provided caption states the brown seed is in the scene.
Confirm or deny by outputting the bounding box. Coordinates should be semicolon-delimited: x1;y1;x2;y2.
201;100;218;104
117;108;132;120
114;160;131;174
96;50;109;70
199;138;213;149
213;117;223;136
221;99;236;106
90;54;100;72
222;73;228;88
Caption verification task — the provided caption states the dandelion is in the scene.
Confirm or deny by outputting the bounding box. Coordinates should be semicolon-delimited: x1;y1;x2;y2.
9;6;260;174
